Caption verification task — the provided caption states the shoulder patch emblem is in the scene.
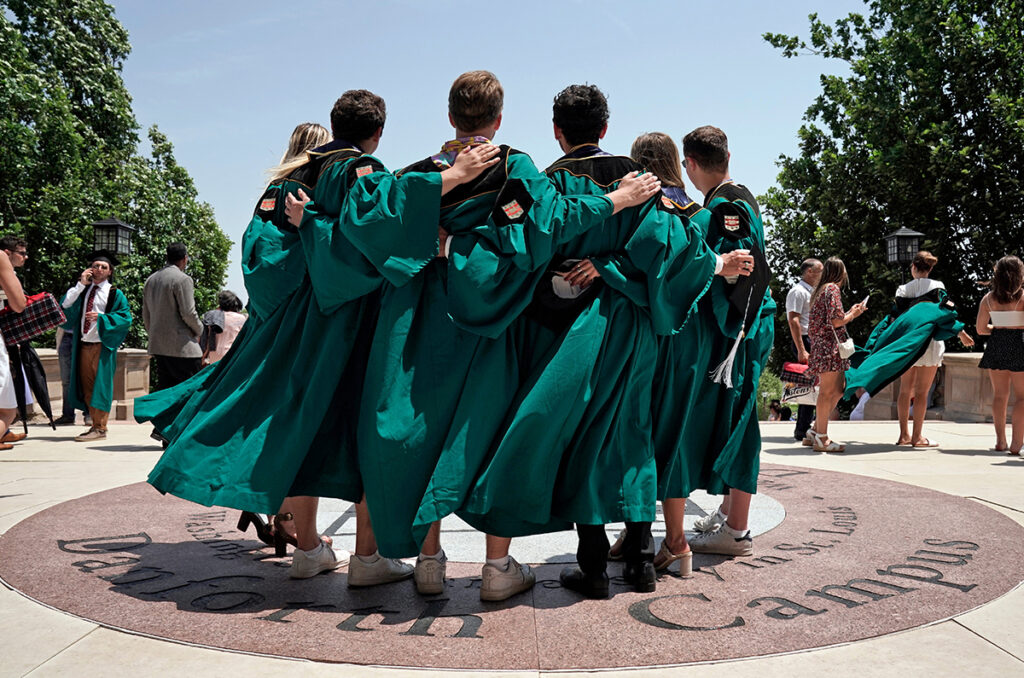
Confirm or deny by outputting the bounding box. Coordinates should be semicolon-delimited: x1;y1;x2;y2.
661;196;674;209
355;165;374;177
502;200;525;219
723;215;741;231
259;198;276;212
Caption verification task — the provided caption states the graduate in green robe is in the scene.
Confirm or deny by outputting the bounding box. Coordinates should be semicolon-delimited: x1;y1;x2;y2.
637;127;775;568
139;93;498;581
457;87;753;598
61;251;132;443
356;71;659;602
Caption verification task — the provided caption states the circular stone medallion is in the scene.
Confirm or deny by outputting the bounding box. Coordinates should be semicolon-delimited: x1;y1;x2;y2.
0;465;1021;671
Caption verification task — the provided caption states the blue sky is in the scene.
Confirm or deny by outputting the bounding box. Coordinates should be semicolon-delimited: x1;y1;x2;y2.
111;0;865;303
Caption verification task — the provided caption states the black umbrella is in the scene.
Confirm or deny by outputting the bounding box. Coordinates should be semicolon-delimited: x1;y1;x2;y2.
8;341;56;433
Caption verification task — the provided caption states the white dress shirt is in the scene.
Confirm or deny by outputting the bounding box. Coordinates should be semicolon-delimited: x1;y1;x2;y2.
62;280;111;343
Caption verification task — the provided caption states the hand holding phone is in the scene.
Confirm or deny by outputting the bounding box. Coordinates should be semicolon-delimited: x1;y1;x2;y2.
861;295;870;308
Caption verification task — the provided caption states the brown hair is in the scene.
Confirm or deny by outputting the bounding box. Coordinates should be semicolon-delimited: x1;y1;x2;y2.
912;250;938;274
810;256;849;308
448;71;503;132
630;132;686;190
682;125;729;173
989;255;1024;305
266;122;330;182
330;90;386;143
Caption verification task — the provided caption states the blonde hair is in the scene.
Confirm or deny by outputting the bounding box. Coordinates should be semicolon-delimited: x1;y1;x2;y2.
266;122;330;182
630;132;686;190
448;70;504;132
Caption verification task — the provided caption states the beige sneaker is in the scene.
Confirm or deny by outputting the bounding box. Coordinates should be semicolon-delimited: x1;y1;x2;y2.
414;551;447;595
289;543;344;579
347;552;414;587
74;428;107;442
480;557;535;602
688;525;753;557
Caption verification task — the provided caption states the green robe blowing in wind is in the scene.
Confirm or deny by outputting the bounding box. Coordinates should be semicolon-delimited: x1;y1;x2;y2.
844;289;965;400
138;140;442;513
356;143;615;558
458;146;719;535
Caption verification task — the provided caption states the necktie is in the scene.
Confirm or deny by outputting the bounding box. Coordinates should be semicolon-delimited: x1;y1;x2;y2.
82;285;99;334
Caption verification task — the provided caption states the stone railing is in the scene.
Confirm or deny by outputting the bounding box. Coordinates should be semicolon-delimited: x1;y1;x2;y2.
33;348;150;421
862;352;1015;422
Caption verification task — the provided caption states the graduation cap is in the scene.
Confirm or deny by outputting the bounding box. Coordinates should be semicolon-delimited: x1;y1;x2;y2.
709;245;772;389
87;249;120;268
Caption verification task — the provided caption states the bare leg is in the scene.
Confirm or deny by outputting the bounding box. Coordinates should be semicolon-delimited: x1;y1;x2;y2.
911;365;939;445
485;534;511;560
661;497;689;554
991;370;1011;451
1010;373;1024;454
896;370;914;444
354;499;377;556
420;521;442;557
725;490;751;532
289;496;321;552
815;371;844;441
719;492;732;517
0;407;15;441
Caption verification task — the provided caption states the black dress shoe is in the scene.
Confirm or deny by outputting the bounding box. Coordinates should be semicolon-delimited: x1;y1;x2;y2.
53;415;76;426
559;566;609;599
622;561;657;593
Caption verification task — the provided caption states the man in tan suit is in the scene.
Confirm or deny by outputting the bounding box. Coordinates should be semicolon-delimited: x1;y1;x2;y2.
142;243;203;391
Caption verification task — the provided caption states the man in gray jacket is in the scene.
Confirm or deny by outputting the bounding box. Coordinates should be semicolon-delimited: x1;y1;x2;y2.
142;243;203;391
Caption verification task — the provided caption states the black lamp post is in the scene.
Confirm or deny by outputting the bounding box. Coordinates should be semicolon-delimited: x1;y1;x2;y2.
883;227;925;265
91;217;135;255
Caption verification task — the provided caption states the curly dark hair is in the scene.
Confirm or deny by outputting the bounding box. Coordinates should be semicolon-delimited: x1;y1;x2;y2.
330;90;386;143
552;84;609;146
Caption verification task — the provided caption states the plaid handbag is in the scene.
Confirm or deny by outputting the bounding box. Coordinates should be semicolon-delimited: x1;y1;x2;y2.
780;361;817;387
0;292;67;346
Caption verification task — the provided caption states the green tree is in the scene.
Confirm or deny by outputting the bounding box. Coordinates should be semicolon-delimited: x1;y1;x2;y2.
0;0;231;349
762;0;1024;348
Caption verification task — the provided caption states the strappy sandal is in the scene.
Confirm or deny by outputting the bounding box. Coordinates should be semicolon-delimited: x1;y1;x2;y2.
653;542;692;576
237;511;275;547
810;431;846;453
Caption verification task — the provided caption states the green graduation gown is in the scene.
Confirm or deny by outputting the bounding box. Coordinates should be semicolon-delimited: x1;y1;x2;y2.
653;183;775;498
843;289;965;399
140;141;442;513
357;144;615;558
458;146;719;534
63;285;132;413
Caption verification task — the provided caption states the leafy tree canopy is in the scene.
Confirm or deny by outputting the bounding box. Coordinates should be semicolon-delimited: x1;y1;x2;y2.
0;0;231;349
761;0;1024;348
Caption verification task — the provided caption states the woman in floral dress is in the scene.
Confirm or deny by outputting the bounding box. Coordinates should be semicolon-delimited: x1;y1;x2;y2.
808;257;865;452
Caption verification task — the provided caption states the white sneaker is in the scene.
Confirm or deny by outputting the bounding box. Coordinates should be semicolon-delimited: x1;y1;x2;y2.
688;525;753;557
693;510;726;533
289;543;345;579
414;551;447;595
480;557;535;602
347;551;414;588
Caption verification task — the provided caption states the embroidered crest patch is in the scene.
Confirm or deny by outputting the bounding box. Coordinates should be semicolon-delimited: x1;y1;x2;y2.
355;165;374;177
661;196;674;209
502;200;525;219
259;198;275;212
724;215;741;231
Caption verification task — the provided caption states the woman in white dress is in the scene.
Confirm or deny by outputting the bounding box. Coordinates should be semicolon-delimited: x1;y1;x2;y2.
0;250;26;450
894;251;972;447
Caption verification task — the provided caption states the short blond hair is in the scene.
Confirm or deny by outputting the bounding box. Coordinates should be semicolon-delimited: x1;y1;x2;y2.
448;70;503;132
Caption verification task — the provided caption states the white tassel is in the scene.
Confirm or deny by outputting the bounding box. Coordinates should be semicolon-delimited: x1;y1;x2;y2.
709;286;756;389
709;330;744;388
